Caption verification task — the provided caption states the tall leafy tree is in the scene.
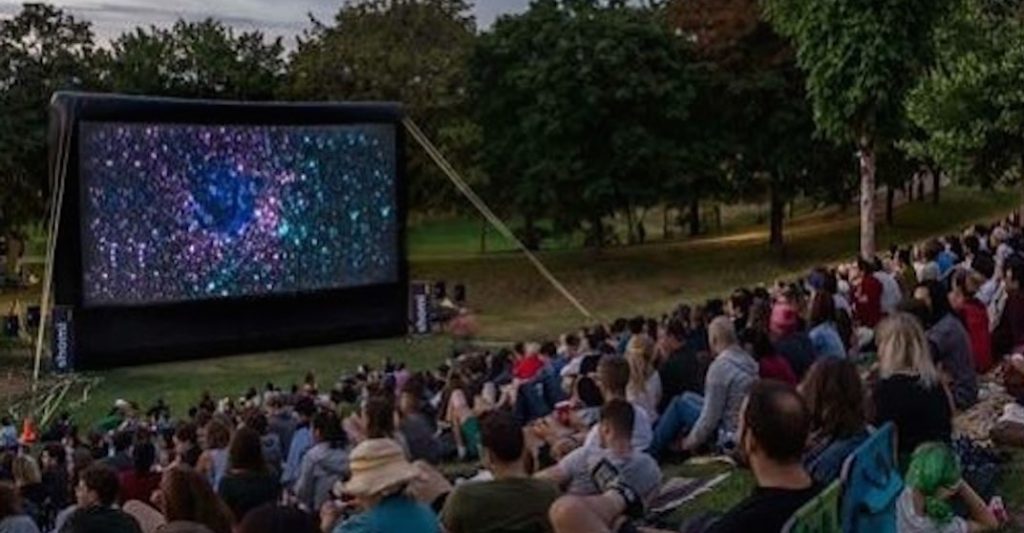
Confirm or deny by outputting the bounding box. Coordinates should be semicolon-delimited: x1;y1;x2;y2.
906;0;1024;203
763;0;953;258
103;19;285;100
472;0;695;247
0;4;97;262
667;0;847;250
285;0;478;213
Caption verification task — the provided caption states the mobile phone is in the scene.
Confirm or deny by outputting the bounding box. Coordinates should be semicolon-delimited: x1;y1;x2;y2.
590;458;620;491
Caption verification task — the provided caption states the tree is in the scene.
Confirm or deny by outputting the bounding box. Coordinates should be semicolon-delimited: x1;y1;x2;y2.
285;0;478;213
905;0;1024;205
667;0;843;251
764;0;953;258
0;4;97;261
472;0;696;247
103;19;284;99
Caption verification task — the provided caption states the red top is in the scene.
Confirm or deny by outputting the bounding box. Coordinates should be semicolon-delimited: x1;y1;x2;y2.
118;470;161;504
854;275;883;328
513;353;545;380
759;355;798;386
957;298;992;373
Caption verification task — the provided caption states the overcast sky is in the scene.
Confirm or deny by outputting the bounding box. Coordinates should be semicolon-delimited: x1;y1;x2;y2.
0;0;531;43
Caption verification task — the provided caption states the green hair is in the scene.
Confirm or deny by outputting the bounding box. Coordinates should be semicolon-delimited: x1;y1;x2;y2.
905;442;961;525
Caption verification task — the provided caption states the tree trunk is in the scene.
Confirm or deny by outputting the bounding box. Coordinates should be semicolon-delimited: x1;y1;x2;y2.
662;206;670;240
4;233;23;280
932;168;940;204
479;218;487;254
859;137;877;259
688;197;700;237
885;186;895;227
769;179;785;254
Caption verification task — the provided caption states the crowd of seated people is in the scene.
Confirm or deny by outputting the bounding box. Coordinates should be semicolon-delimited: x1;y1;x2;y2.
1;218;1024;533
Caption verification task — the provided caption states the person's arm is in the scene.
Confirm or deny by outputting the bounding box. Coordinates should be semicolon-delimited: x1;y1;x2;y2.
536;446;582;489
958;480;999;531
293;449;316;509
683;361;727;451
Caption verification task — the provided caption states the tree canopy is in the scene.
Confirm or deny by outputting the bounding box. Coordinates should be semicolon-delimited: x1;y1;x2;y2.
0;4;97;236
472;0;696;246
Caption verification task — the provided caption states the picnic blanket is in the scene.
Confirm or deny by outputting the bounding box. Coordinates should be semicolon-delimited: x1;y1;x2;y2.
648;473;732;515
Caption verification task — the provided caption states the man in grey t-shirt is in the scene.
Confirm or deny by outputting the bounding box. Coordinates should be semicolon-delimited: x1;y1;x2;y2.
538;399;662;532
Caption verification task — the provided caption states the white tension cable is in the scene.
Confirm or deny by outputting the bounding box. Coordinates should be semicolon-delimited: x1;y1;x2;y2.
402;118;593;320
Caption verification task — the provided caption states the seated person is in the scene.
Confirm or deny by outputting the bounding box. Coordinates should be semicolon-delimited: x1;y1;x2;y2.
649;317;758;457
441;410;560;533
800;358;869;484
706;381;820;533
897;442;998;532
538;399;660;497
539;400;661;532
60;464;143;533
580;357;652;453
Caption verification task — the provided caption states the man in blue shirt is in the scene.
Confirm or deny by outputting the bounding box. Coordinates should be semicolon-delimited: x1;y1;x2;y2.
281;396;316;488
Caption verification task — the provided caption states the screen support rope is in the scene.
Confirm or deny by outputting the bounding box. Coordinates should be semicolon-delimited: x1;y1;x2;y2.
402;118;593;320
33;103;73;385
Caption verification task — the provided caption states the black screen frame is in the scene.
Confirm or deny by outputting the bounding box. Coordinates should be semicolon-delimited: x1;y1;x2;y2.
50;92;408;370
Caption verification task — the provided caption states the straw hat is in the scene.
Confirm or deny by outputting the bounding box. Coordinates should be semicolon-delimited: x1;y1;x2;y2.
343;438;417;497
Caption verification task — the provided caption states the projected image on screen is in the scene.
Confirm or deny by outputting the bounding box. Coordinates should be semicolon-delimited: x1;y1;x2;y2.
80;122;398;307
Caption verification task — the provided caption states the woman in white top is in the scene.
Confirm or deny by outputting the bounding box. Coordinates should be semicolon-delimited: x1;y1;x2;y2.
625;335;661;422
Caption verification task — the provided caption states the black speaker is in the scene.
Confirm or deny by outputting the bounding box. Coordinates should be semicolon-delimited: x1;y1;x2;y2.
26;306;41;329
409;281;431;335
453;284;466;305
2;314;18;338
51;307;75;373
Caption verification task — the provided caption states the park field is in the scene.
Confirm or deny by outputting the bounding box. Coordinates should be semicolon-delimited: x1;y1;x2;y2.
49;186;1019;425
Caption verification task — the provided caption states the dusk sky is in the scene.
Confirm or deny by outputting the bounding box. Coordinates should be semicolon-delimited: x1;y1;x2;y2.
0;1;531;42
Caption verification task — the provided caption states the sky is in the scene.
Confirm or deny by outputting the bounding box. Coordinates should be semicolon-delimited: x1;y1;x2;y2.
0;0;531;43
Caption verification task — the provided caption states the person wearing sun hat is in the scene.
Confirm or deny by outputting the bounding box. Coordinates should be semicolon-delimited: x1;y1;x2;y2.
321;439;439;533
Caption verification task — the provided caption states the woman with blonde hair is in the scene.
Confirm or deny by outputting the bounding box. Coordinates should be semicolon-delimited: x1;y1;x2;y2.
871;312;953;463
625;335;661;421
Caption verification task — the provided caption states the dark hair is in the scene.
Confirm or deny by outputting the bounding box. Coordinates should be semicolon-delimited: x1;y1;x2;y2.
628;316;645;335
917;280;953;326
478;410;524;464
43;443;66;467
730;288;753;317
597;355;630;397
111;431;133;453
856;256;876;274
132;441;156;475
600;399;635;438
1006;257;1024;289
0;481;22;519
970;253;995;280
565;334;580;348
293;397;316;418
540;341;558;358
161;467;234;533
576;376;604;407
666;318;687;342
923;240;943;261
740;328;774;362
228;426;266;473
364;394;395;440
204;419;231;450
800;358;866;440
175;422;198;445
312;411;347;448
238;504;319;533
80;464;120;506
808;291;836;328
743;381;809;464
